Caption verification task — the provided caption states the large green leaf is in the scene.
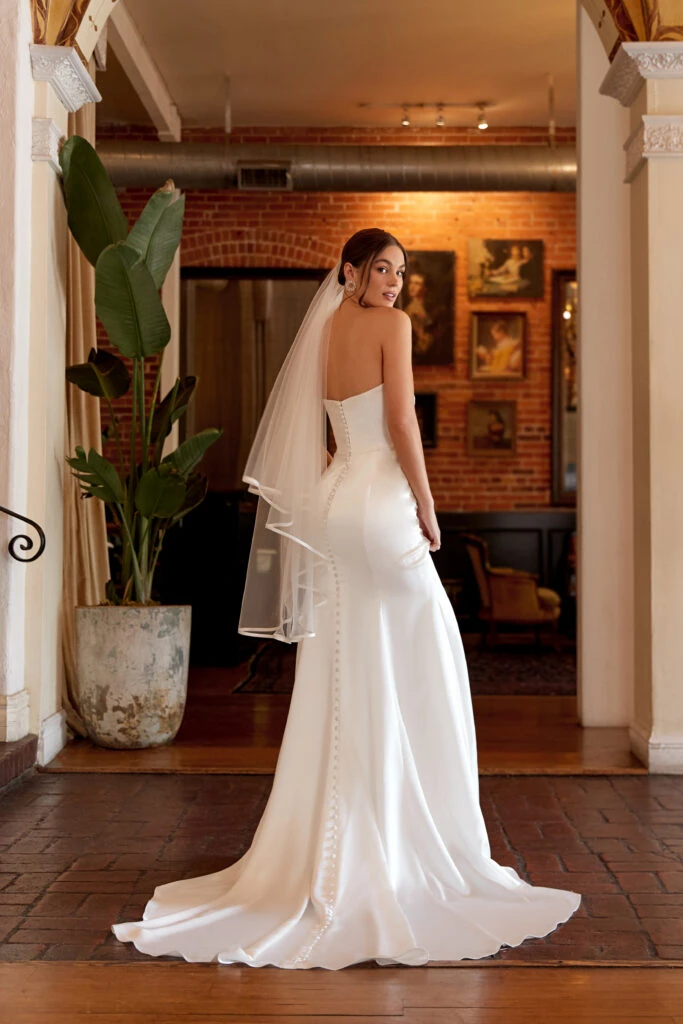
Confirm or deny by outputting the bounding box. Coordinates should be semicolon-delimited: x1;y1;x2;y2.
145;194;185;289
66;347;130;400
151;376;197;446
127;184;185;289
152;473;209;527
66;446;125;504
126;182;174;257
171;472;208;522
135;465;186;518
162;428;222;478
59;136;128;267
95;243;170;358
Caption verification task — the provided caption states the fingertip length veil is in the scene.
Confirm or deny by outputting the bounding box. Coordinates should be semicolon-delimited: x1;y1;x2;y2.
238;262;344;643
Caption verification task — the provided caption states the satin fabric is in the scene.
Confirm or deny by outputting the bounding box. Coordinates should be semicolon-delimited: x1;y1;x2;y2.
112;384;581;968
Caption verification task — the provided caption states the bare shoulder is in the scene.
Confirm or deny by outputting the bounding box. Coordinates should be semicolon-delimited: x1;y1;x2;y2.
366;305;410;322
366;306;411;334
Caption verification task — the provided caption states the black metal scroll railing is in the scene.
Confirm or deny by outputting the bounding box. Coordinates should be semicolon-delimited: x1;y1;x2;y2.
0;506;46;563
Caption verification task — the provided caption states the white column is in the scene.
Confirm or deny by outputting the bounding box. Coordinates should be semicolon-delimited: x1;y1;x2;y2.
602;42;683;771
24;48;99;763
576;5;634;727
0;1;34;741
26;82;71;764
0;12;101;753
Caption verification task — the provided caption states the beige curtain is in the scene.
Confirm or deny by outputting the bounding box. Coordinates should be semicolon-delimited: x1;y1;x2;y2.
62;58;110;735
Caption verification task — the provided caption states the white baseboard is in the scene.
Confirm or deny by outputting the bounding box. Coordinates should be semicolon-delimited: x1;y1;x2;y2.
37;708;67;766
0;689;30;741
630;720;683;773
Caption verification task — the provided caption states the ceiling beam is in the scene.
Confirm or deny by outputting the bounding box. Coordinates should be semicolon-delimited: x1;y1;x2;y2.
107;1;181;142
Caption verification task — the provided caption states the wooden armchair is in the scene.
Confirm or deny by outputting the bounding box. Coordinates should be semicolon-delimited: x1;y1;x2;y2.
460;533;562;648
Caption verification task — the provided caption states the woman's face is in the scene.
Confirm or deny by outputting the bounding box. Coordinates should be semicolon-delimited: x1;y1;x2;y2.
510;244;521;259
346;244;406;308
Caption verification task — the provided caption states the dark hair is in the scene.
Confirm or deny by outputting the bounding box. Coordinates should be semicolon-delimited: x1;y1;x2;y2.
338;228;408;307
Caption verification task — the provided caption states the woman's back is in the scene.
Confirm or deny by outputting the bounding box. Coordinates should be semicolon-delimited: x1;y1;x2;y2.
326;302;396;402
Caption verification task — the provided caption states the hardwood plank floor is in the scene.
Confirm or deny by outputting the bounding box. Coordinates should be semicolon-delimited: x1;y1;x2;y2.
43;694;645;776
2;964;683;1022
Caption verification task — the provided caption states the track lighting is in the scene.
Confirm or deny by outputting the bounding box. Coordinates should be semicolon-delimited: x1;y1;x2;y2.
359;100;492;129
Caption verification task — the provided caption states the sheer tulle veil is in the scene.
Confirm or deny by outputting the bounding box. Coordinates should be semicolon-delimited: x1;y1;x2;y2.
238;261;344;642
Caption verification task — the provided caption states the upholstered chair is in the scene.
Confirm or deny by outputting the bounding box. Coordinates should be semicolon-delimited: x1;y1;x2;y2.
460;532;562;649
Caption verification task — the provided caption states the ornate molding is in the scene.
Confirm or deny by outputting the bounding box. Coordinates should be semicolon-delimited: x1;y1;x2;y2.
31;117;65;173
624;115;683;181
29;43;101;112
601;41;683;106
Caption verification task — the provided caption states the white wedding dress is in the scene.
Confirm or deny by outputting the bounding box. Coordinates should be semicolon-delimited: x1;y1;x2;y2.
112;382;581;968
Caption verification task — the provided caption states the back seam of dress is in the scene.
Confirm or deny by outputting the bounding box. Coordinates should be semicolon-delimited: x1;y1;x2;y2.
282;400;352;967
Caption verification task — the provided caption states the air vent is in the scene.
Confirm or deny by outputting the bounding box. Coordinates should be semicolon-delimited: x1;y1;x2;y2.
237;163;293;191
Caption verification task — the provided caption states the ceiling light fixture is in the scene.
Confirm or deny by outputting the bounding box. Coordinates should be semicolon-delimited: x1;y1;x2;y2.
401;105;411;127
476;103;488;130
435;104;445;128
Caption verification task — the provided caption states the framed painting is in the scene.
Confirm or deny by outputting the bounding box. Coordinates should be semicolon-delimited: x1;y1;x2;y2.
399;250;455;366
469;311;527;381
467;239;544;298
466;400;517;456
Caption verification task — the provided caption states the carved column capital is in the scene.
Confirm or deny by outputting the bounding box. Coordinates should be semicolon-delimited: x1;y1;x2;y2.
601;41;683;106
29;43;101;112
31;117;65;174
624;114;683;181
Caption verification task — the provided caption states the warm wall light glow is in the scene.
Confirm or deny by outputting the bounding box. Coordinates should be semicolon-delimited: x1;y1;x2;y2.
436;104;445;127
477;104;488;130
401;105;411;127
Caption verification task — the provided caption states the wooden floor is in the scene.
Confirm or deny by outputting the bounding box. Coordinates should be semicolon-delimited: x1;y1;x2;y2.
2;963;683;1022
45;691;645;776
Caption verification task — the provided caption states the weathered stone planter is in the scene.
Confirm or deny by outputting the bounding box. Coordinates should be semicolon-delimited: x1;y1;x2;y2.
75;605;192;749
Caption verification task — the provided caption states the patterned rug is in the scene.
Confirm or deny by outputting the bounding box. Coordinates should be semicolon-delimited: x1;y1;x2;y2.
233;635;577;696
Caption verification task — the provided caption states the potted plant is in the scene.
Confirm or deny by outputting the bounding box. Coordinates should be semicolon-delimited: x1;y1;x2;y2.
60;135;221;749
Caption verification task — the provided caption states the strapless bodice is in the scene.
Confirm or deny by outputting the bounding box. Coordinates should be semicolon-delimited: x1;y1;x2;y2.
323;383;395;459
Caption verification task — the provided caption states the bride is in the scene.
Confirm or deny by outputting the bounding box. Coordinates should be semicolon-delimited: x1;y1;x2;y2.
112;228;581;969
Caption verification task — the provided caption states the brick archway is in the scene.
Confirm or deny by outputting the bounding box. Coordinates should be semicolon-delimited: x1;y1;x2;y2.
182;229;340;269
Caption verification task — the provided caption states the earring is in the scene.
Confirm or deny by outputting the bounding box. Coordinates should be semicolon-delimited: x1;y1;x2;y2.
344;279;357;295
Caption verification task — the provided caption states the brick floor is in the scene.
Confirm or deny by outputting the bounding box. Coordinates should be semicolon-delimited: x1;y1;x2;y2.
1;772;682;963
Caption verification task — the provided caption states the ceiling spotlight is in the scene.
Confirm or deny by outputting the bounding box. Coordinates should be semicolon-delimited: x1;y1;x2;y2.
435;104;445;128
401;105;411;127
477;103;488;130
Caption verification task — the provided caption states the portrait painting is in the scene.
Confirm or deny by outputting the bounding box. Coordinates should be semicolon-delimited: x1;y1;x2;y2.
467;239;544;298
466;400;517;456
399;250;455;366
414;392;437;448
469;312;527;381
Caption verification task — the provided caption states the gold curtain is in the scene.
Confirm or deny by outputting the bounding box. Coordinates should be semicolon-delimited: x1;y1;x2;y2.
62;57;110;736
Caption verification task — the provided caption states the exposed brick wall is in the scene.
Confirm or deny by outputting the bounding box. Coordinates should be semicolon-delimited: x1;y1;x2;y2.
95;124;576;511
